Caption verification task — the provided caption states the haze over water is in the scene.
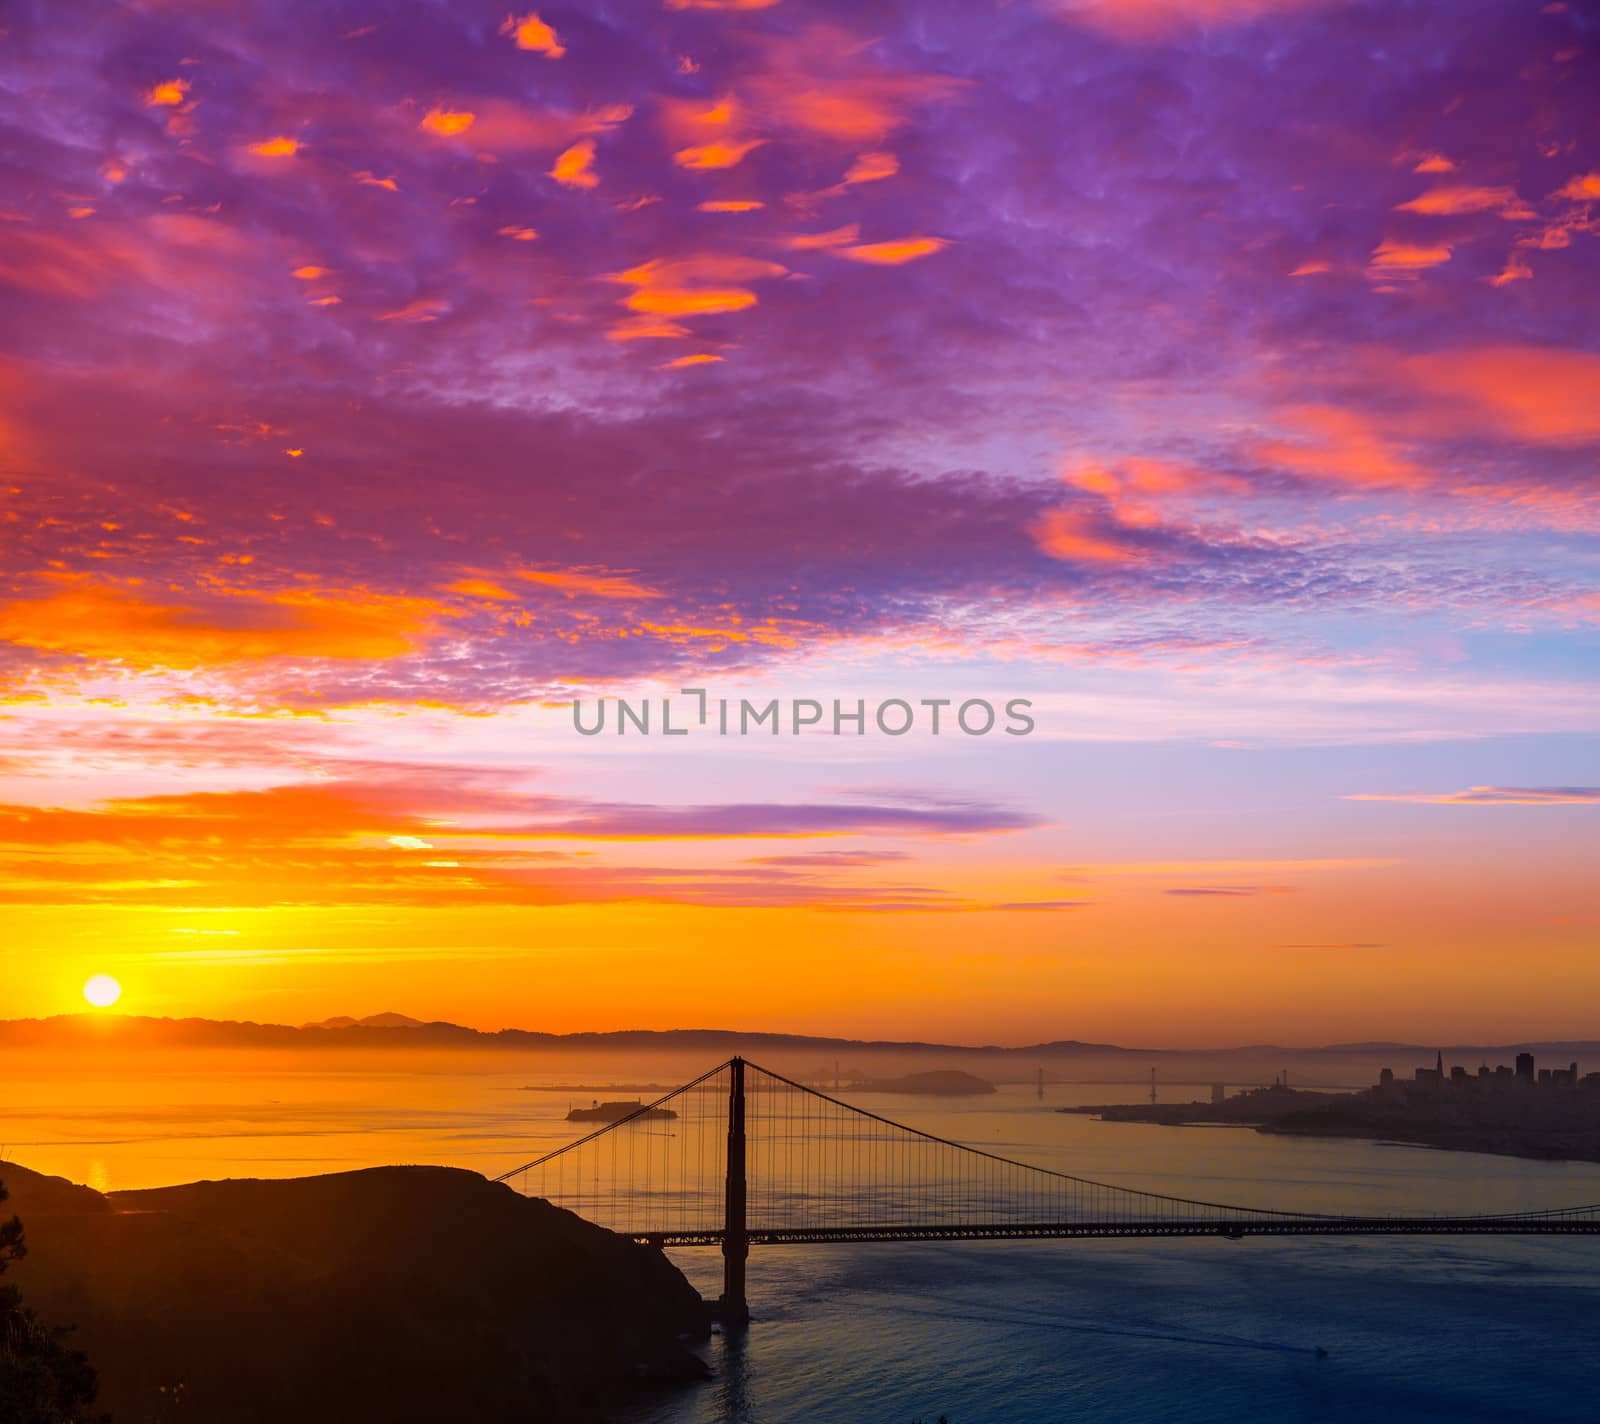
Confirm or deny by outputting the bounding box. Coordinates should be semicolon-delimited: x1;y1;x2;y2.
7;1062;1597;1422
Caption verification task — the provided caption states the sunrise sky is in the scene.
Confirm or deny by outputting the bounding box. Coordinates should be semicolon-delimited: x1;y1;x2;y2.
0;0;1596;1045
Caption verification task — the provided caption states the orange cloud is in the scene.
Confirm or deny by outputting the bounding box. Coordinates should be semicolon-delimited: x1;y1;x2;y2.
787;95;895;143
1554;173;1600;201
627;288;757;316
420;107;476;137
624;255;769;288
1394;185;1534;219
1289;261;1331;276
446;578;518;601
1366;238;1451;277
551;139;599;188
609;254;785;326
782;224;859;251
1038;457;1244;561
419;100;624;157
674;138;767;170
1031;510;1146;564
836;236;948;265
292;265;328;279
1254;404;1424;488
657;94;770;182
844;151;899;184
377;297;448;323
440;567;661;601
698;200;764;212
1489;253;1532;287
0;213;249;302
658;95;742;144
662;36;958;171
497;226;540;240
0;577;444;668
0;773;1030;913
513;569;660;599
660;353;724;369
249;136;300;157
604;315;692;341
1064;457;1246;523
735;31;969;146
145;79;190;107
775;88;950;146
1045;0;1334;41
500;11;566;57
1398;347;1600;444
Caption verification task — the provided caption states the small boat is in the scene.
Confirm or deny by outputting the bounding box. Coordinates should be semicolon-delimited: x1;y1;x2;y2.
566;1099;679;1123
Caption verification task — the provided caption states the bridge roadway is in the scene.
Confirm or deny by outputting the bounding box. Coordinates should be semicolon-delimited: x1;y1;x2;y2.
637;1216;1600;1248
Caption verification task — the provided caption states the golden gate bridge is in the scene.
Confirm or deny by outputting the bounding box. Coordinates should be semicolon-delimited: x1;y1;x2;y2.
495;1058;1600;1323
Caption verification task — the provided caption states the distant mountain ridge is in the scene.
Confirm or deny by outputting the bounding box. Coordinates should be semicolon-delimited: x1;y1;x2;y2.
302;1012;428;1030
4;1012;1597;1062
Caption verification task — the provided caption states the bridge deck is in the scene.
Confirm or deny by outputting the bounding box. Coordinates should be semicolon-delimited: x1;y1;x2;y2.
637;1219;1600;1247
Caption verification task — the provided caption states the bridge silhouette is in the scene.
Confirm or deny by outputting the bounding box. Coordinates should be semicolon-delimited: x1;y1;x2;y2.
496;1057;1600;1322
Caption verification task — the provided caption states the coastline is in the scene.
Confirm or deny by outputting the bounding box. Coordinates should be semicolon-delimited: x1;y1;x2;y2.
1066;1103;1600;1167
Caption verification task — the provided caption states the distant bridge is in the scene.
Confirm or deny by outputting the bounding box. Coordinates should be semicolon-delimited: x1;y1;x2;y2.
495;1058;1600;1322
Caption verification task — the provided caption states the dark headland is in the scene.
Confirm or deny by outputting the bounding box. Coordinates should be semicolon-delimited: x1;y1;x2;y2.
2;1161;709;1423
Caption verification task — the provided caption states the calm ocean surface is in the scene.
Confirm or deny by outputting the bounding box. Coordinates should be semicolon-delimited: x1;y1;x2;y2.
7;1065;1599;1422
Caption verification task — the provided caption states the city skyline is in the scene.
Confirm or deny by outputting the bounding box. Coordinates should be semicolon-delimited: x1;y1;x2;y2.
0;0;1597;1043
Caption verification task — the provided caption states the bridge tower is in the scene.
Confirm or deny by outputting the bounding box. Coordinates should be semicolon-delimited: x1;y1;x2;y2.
720;1056;751;1327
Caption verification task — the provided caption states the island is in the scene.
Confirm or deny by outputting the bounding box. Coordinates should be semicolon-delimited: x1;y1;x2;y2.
568;1099;680;1122
853;1070;997;1096
2;1160;709;1422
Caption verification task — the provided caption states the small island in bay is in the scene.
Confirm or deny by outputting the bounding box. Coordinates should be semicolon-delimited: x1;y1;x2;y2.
568;1099;680;1122
1065;1051;1600;1164
854;1070;997;1097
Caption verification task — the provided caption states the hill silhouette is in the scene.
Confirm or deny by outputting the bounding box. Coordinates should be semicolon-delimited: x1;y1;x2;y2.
2;1161;708;1422
854;1070;997;1096
6;1012;1599;1074
302;1011;428;1029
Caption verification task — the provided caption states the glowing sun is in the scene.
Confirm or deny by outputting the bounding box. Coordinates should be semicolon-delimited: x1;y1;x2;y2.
83;974;122;1008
